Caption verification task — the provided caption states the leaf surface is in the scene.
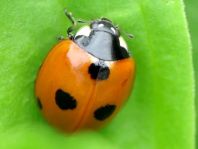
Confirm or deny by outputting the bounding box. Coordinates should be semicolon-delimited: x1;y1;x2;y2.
0;0;194;149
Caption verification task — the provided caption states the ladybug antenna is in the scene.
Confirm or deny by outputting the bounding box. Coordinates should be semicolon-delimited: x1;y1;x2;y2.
76;19;90;24
100;17;112;23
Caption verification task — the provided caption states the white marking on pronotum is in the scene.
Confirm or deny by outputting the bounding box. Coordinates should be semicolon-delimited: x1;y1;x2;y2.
119;36;128;51
75;25;91;37
110;27;116;34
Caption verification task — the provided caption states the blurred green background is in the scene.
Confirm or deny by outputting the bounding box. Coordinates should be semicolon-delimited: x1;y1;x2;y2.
185;0;198;148
0;0;196;149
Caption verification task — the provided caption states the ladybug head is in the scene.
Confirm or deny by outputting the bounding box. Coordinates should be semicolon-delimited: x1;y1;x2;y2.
90;18;120;37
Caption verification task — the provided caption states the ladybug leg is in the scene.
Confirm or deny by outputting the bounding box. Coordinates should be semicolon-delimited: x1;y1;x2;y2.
64;9;77;39
67;26;75;40
57;35;65;41
126;33;134;39
115;24;134;39
64;9;90;39
64;9;77;26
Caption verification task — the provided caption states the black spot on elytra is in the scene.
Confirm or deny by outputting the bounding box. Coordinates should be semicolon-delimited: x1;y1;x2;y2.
88;61;110;80
55;89;77;110
37;98;42;109
94;104;116;121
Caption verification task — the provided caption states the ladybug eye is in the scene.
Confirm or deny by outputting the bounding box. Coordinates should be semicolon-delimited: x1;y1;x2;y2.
98;24;104;28
119;36;128;51
75;25;91;37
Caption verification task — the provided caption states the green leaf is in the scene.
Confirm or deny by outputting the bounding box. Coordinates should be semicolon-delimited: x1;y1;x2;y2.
0;0;194;149
185;0;198;148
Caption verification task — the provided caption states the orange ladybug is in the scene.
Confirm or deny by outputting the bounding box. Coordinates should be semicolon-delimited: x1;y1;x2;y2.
35;10;135;133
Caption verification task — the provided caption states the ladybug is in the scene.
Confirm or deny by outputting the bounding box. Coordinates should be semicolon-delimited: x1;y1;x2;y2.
35;10;135;133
